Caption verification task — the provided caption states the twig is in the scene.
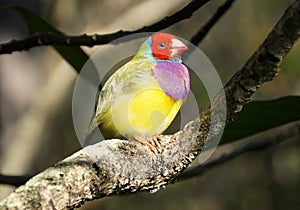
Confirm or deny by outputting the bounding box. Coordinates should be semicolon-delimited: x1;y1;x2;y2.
0;0;299;209
190;0;236;45
179;119;300;180
0;0;211;54
0;174;34;187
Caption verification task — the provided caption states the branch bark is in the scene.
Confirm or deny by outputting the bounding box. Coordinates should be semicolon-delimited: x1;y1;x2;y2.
0;0;299;209
1;118;299;187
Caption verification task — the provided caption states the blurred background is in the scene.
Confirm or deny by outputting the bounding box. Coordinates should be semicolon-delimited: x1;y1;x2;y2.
0;0;299;209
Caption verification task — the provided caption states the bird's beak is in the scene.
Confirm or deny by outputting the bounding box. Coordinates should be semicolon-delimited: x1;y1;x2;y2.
171;38;188;60
171;38;188;53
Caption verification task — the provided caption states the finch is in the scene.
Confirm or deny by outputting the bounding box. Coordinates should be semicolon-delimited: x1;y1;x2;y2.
86;32;190;152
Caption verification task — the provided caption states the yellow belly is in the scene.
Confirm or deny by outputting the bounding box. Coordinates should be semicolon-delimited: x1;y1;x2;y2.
109;87;182;138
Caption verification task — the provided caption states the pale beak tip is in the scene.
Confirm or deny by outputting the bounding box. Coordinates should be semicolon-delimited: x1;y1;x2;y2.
172;38;188;52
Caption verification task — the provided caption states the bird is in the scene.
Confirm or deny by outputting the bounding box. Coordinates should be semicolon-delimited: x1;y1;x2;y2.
85;32;190;152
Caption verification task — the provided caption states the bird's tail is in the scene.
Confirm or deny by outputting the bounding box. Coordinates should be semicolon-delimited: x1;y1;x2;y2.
83;117;100;147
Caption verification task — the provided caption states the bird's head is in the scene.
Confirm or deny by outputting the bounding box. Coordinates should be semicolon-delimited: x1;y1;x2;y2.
150;32;188;62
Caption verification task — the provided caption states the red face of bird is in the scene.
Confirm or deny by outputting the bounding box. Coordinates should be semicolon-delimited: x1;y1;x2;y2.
151;33;188;61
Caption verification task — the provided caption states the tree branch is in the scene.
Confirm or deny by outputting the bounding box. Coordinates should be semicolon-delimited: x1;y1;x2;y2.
179;119;300;180
0;0;211;54
0;174;34;187
224;0;300;121
0;0;299;209
190;0;236;46
1;118;299;187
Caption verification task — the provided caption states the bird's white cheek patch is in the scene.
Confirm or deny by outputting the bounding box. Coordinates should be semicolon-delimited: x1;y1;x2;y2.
171;49;180;59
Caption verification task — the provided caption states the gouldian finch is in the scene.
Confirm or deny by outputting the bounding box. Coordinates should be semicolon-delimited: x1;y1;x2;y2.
86;32;190;152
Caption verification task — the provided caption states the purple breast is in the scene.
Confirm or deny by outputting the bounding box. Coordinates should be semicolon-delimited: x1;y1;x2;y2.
153;62;190;100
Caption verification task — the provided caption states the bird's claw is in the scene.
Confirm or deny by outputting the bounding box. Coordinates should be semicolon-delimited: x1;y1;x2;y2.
133;135;162;154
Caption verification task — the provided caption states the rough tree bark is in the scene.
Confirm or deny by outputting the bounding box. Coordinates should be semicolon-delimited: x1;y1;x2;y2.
0;0;299;209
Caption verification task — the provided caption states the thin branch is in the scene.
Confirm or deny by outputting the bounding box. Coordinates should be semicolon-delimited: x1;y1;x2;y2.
179;119;300;180
0;0;299;209
190;0;236;45
0;0;211;54
0;174;34;187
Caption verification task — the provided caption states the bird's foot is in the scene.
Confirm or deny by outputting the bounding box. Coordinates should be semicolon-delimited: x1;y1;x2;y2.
133;135;162;154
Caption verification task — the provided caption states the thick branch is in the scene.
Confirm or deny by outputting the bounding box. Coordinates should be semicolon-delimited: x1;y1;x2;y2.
2;118;299;187
224;0;300;120
0;0;299;209
0;0;211;54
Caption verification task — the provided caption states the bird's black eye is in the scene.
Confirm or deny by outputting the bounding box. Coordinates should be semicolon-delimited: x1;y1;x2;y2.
159;43;166;49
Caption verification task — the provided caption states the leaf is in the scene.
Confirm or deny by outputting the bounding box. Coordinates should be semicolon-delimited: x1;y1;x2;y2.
221;96;300;144
1;5;89;73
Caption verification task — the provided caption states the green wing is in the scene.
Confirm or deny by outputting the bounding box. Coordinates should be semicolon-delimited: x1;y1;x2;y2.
85;59;155;141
